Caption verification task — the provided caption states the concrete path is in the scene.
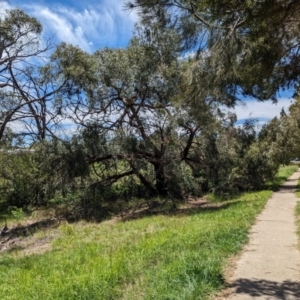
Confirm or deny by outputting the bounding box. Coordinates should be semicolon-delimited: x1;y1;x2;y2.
225;170;300;300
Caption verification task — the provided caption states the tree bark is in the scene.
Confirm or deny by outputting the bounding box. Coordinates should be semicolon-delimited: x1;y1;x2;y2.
154;163;167;196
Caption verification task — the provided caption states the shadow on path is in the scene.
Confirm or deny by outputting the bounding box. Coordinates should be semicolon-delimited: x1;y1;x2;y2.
277;187;297;193
230;278;300;299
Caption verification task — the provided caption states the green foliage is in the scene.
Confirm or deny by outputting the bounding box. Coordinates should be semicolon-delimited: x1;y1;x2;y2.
0;152;48;208
127;0;300;102
0;139;90;211
0;8;42;36
1;6;299;220
9;207;24;220
182;118;282;196
0;8;49;142
54;28;212;202
258;97;300;165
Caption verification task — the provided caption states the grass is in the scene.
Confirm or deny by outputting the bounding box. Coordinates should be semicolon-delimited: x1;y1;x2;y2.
0;166;297;300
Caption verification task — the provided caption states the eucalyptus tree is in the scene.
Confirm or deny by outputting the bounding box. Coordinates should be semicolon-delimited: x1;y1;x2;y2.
259;97;300;164
0;9;75;143
126;0;300;104
57;28;217;197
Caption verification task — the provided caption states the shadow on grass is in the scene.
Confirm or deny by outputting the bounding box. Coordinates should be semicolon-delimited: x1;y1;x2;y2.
0;219;58;258
1;218;59;238
120;176;300;222
230;278;300;299
120;201;232;221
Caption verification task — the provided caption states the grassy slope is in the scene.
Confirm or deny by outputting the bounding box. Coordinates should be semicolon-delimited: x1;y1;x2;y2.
0;166;297;300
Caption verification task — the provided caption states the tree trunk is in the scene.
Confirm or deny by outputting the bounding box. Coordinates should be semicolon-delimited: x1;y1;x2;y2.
154;163;167;196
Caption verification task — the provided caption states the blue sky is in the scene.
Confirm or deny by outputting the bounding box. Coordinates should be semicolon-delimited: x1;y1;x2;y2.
1;0;295;125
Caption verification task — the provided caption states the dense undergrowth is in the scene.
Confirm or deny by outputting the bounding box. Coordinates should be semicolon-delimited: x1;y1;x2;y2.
0;165;297;300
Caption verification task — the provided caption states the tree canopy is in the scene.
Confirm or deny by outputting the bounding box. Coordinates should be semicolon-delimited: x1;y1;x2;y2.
1;5;299;218
126;0;300;103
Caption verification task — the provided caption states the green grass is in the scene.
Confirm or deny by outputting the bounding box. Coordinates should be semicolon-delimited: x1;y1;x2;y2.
0;166;297;300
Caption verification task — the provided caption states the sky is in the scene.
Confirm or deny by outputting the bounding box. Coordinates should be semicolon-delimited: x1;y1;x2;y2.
231;96;294;128
1;0;137;52
1;0;295;127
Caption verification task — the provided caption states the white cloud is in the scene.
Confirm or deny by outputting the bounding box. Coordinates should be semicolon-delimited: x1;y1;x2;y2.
2;0;137;52
0;1;12;12
230;97;294;124
30;6;92;51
